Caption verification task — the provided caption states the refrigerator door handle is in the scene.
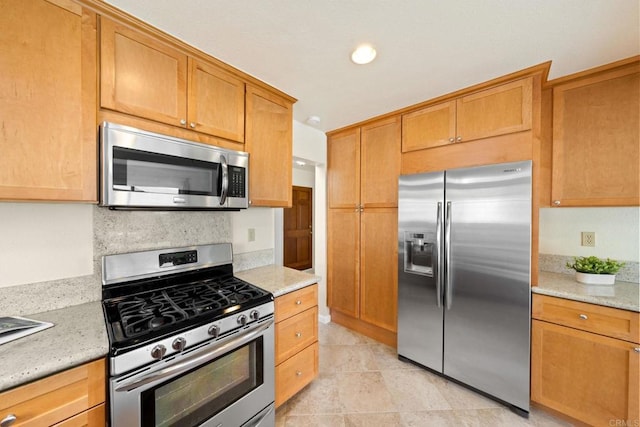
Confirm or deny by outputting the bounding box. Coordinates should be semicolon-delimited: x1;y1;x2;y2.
435;202;443;308
445;201;453;310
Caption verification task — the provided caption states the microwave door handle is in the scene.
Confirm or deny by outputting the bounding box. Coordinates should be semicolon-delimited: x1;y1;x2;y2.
132;186;180;194
219;154;228;206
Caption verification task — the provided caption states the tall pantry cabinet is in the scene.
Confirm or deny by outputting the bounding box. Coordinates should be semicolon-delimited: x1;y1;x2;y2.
327;116;401;346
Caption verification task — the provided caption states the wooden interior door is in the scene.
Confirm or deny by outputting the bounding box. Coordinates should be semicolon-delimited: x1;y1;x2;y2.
284;186;313;270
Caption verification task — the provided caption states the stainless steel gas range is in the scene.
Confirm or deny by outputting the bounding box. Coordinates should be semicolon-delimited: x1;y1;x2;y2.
101;243;275;427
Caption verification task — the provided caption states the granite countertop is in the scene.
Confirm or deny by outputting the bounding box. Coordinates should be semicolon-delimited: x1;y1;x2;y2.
0;301;108;392
236;265;320;297
535;271;640;312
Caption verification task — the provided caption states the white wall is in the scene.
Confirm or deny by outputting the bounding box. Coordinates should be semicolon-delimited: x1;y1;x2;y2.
0;203;93;288
539;207;639;262
230;207;274;254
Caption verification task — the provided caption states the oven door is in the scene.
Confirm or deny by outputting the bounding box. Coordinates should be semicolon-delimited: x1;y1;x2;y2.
110;320;274;427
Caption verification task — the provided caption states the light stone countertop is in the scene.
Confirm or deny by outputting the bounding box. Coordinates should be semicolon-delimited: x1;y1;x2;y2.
0;301;109;392
236;265;320;297
534;271;640;312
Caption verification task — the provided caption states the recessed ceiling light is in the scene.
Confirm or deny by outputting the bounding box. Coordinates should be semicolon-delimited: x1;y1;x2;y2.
351;44;377;65
295;160;307;166
306;115;321;125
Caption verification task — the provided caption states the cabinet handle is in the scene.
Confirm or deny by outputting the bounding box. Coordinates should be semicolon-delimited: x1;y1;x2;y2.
190;122;196;128
553;200;561;206
448;137;454;143
296;370;302;376
180;119;186;125
456;136;462;142
1;414;17;427
634;348;640;353
579;314;588;320
295;300;302;305
295;332;302;338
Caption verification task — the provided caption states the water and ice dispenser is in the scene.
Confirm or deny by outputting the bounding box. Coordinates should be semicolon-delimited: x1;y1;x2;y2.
404;232;435;276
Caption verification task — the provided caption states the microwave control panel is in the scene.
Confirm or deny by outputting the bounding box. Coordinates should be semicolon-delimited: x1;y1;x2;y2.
228;166;246;197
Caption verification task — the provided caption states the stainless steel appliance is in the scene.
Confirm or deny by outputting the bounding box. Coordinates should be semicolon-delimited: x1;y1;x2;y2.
102;243;275;427
100;122;249;210
398;160;532;416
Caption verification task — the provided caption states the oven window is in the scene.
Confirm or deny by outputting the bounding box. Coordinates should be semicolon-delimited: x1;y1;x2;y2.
141;338;263;427
113;146;219;196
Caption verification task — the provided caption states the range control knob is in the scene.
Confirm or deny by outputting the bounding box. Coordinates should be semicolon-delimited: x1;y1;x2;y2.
208;324;220;338
151;344;167;360
237;314;248;326
172;337;186;351
249;310;260;321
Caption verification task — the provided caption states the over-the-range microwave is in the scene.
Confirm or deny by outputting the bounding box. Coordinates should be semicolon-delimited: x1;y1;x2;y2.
99;122;249;210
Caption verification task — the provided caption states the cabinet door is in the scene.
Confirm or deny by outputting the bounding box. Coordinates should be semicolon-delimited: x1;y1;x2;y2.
361;117;401;208
327;128;361;209
402;101;456;152
456;77;532;142
245;85;293;207
0;0;97;201
100;16;188;127
532;320;640;425
188;58;245;142
360;208;398;332
551;64;639;206
327;209;360;318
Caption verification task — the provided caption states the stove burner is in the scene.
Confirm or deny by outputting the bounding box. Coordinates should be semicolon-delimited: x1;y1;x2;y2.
149;316;169;329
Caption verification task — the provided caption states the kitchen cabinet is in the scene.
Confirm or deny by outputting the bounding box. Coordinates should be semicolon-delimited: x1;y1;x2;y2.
327;117;400;346
402;77;533;152
0;0;97;202
245;85;294;207
531;294;640;425
550;57;639;206
100;16;245;143
0;358;106;426
274;284;318;407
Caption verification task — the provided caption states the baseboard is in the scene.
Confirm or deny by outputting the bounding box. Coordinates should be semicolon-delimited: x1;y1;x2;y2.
330;310;397;348
318;313;331;324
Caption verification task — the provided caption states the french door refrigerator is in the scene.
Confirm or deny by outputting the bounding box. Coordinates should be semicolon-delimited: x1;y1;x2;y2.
397;160;532;415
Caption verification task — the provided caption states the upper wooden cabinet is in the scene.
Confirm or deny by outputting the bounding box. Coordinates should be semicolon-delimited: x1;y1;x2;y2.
0;0;97;202
328;117;401;209
402;77;533;152
245;85;294;207
550;58;639;207
100;17;245;143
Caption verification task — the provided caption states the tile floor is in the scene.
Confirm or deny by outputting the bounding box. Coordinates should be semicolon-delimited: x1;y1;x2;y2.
275;322;573;427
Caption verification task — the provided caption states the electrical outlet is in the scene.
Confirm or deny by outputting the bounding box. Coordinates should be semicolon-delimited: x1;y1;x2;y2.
248;228;256;242
581;231;595;247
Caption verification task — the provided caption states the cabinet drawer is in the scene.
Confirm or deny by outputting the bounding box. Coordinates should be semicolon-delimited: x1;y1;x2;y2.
53;403;105;427
275;342;319;407
275;284;318;322
0;359;105;427
276;306;318;364
533;294;640;343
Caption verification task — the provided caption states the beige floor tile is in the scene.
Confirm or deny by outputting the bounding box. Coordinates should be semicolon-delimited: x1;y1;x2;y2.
284;414;346;427
401;409;463;426
286;373;345;415
319;344;378;374
368;342;417;371
435;378;503;410
382;369;452;411
344;411;406;426
318;322;376;346
337;371;398;413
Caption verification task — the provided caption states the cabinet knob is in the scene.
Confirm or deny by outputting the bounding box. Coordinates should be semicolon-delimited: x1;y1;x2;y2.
180;119;186;125
1;414;17;427
295;300;302;305
295;332;302;338
579;314;588;320
190;122;196;128
296;370;303;377
634;347;640;353
449;137;455;143
553;200;561;206
456;136;462;142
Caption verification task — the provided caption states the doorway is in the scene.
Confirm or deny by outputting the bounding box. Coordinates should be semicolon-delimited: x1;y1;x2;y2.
283;186;313;270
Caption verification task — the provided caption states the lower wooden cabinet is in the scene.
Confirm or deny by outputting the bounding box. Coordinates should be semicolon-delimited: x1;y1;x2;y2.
0;358;106;427
274;284;319;407
531;294;640;425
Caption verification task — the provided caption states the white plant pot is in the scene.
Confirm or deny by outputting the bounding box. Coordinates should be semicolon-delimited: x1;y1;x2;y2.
575;271;616;285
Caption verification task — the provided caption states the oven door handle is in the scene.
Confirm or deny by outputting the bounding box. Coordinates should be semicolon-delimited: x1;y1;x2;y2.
115;319;273;392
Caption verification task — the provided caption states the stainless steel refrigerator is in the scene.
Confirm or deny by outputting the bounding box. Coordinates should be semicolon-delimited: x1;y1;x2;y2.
397;160;531;415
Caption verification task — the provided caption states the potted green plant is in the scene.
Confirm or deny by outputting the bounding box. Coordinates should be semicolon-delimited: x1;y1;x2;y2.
566;256;625;285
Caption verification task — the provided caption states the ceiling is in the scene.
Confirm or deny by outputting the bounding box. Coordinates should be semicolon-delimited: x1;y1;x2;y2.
103;0;639;133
